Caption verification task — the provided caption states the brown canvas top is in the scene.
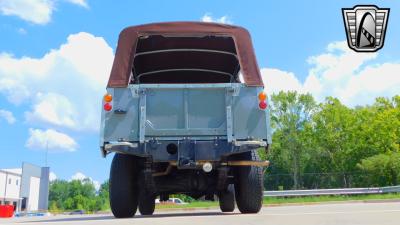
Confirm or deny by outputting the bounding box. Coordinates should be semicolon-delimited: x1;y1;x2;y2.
108;22;263;87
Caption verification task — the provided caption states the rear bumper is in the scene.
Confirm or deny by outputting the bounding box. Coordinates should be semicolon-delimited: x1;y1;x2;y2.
102;139;267;163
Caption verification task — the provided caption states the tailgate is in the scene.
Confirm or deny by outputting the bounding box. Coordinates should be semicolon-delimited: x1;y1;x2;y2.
102;83;270;144
136;84;231;142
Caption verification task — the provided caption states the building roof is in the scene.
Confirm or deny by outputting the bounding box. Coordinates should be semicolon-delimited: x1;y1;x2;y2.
0;168;22;176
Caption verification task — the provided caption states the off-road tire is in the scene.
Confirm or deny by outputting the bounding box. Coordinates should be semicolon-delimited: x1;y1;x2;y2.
234;151;263;214
110;153;139;218
219;184;235;212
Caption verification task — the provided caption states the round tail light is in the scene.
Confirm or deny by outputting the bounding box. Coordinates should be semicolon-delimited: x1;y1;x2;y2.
103;94;113;102
259;101;267;110
258;92;267;101
104;103;112;111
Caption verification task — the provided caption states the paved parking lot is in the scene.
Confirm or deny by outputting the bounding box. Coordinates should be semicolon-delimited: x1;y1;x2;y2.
1;202;399;225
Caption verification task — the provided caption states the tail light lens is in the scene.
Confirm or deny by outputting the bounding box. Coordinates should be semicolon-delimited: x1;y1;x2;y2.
103;94;113;102
258;92;268;110
259;101;267;110
104;103;112;111
258;92;267;101
103;93;112;112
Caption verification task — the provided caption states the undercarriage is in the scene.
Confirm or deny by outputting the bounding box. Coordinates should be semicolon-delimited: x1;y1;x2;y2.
109;150;266;217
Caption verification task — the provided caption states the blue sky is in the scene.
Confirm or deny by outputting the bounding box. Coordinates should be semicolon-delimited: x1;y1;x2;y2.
0;0;399;185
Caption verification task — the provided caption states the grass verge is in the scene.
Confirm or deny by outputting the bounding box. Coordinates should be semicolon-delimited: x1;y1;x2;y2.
155;193;400;209
264;193;400;205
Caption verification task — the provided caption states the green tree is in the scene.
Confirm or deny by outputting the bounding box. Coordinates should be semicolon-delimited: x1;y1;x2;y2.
49;179;110;212
309;97;357;187
266;93;399;190
357;152;400;186
49;180;70;210
97;180;110;210
268;91;316;189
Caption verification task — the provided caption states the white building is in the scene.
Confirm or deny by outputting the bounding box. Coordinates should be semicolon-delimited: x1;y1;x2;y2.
0;163;49;212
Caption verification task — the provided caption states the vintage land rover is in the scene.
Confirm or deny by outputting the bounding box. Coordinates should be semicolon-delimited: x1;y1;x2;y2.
100;22;271;217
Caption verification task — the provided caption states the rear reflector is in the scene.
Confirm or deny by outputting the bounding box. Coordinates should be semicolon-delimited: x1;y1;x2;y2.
259;101;267;110
104;103;112;111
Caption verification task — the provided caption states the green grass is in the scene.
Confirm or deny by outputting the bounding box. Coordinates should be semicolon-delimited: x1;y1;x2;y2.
155;193;400;209
264;193;400;205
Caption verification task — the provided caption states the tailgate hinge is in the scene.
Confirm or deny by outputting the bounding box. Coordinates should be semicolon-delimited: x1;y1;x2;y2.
228;84;241;96
226;106;233;143
225;87;235;143
139;89;146;143
130;85;140;98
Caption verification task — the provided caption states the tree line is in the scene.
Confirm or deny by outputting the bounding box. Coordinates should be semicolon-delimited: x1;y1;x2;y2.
49;179;109;212
264;91;400;190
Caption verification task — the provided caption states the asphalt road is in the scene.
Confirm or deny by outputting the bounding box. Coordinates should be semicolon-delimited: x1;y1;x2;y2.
2;202;400;225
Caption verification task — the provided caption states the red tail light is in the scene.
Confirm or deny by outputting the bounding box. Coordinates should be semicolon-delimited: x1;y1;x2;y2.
259;101;267;110
258;92;268;110
104;103;112;111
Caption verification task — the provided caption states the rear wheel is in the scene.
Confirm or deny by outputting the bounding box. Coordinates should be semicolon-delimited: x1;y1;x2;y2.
218;184;235;212
109;154;139;218
234;151;263;214
138;191;155;215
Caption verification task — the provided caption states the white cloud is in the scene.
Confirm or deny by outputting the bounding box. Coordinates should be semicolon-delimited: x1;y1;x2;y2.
0;32;114;132
17;28;27;35
0;0;53;25
49;171;57;181
0;0;89;25
261;68;303;96
201;13;232;24
65;0;88;8
261;41;400;106
0;78;31;105
71;171;86;180
26;128;78;152
0;109;16;124
25;93;77;129
71;172;100;190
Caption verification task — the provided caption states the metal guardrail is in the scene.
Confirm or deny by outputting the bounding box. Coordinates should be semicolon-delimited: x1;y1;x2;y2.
264;185;400;197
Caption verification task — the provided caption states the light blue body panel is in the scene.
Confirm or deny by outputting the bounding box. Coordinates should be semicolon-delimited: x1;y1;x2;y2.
100;83;271;148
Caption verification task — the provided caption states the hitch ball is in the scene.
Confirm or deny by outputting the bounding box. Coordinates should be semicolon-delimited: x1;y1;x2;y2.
202;162;213;173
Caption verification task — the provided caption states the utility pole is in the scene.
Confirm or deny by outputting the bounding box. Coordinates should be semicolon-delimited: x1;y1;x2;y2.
3;172;8;204
45;140;48;167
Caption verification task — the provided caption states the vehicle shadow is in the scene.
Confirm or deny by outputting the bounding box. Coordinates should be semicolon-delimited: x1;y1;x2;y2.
20;212;239;223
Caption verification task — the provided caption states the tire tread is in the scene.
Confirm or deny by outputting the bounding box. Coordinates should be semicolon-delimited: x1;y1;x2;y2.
110;154;138;218
235;151;263;214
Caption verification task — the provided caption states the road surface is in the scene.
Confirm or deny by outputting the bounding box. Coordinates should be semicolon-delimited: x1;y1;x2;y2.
1;202;399;225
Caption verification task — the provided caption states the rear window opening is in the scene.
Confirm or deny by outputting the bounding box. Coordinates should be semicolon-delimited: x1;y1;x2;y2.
131;35;241;84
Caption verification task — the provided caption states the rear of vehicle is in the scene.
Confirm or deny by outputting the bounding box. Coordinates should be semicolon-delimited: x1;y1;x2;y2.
100;22;271;217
